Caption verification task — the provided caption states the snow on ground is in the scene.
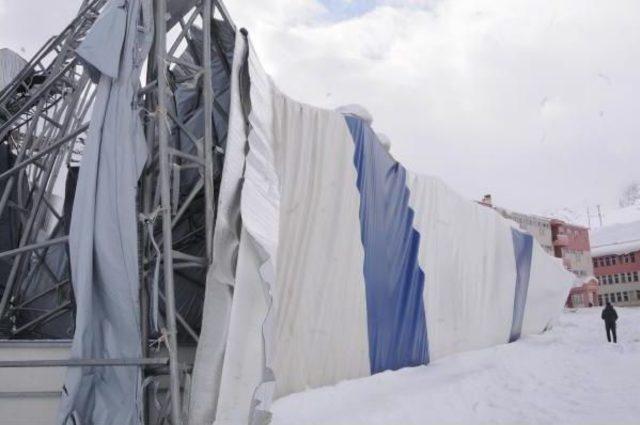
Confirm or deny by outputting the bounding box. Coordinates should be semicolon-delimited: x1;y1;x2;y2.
271;308;640;425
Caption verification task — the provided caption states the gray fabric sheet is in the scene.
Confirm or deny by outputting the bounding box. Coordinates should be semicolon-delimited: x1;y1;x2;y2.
57;0;153;423
0;144;27;336
173;22;235;186
187;31;246;425
18;226;74;339
148;18;236;338
167;0;199;29
0;144;21;288
0;48;27;92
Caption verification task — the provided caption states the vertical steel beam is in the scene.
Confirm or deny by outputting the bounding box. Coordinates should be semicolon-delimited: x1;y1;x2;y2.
140;41;157;425
154;0;183;423
202;0;215;263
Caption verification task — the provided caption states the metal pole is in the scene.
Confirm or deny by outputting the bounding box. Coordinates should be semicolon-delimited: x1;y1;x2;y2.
0;124;89;183
140;36;158;425
202;0;215;263
0;357;169;368
597;205;603;227
0;235;68;260
11;301;72;336
155;0;183;423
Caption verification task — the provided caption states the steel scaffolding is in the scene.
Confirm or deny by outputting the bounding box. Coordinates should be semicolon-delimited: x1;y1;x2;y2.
0;0;235;423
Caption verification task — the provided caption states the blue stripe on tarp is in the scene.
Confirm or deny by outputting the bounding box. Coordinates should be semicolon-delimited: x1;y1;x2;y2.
345;115;429;374
509;228;533;343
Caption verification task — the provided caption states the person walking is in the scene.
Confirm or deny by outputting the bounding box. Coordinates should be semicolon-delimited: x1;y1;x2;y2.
601;302;618;343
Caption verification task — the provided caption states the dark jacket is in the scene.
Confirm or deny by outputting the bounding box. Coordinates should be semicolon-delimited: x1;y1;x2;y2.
601;305;618;324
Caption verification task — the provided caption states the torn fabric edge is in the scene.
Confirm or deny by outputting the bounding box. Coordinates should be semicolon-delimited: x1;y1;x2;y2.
240;33;279;425
188;30;248;425
210;30;279;425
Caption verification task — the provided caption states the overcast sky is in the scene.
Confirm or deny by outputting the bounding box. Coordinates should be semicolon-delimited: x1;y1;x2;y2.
2;0;640;217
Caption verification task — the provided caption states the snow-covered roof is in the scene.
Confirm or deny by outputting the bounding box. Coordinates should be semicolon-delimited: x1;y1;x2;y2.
591;240;640;257
545;201;640;229
590;220;640;256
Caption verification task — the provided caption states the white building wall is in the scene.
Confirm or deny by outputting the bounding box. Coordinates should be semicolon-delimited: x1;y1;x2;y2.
0;340;69;425
0;341;196;424
597;282;640;307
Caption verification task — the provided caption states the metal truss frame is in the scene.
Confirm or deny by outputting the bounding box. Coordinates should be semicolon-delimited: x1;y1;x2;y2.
0;0;235;423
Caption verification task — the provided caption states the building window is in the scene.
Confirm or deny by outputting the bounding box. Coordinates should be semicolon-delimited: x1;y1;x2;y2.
621;274;627;283
598;295;603;305
623;292;629;302
635;272;639;282
572;294;582;307
613;256;617;265
637;290;640;300
605;293;610;303
605;257;611;266
617;293;622;302
615;274;620;283
631;253;636;262
628;272;633;282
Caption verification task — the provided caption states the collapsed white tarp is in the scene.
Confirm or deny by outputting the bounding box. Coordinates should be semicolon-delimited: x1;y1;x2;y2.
190;32;573;425
58;1;153;424
188;30;248;425
0;48;27;92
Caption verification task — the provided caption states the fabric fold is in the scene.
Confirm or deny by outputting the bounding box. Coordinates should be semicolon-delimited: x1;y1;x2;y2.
58;0;153;423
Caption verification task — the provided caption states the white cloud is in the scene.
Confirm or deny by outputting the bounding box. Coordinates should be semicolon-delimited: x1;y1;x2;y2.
0;0;79;56
3;0;640;216
227;0;640;215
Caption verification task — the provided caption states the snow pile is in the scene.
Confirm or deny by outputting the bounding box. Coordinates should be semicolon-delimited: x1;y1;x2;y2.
271;308;640;425
335;104;373;124
591;221;640;256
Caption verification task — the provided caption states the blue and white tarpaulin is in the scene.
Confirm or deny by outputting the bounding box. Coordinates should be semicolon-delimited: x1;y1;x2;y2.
190;33;573;425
